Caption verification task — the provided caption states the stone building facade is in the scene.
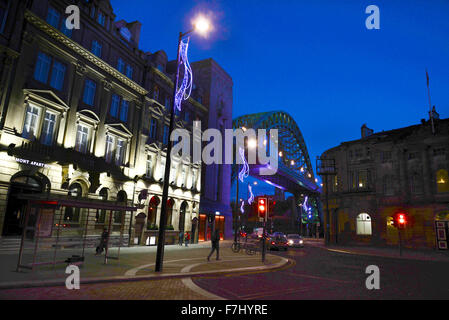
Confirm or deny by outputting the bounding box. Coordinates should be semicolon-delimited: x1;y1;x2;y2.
321;116;449;250
0;0;233;246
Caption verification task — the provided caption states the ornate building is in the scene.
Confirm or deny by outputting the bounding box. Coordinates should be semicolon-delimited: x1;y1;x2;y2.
0;0;233;246
321;115;449;249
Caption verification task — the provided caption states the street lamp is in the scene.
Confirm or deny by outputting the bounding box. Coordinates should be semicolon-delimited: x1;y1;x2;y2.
155;15;212;273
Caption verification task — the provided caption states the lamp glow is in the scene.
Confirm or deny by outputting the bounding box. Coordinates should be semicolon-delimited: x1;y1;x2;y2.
193;15;211;37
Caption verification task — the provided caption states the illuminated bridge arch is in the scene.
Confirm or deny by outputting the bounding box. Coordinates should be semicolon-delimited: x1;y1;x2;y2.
233;111;317;193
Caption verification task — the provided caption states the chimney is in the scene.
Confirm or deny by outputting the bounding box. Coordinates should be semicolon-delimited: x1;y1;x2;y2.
361;124;374;138
127;21;142;46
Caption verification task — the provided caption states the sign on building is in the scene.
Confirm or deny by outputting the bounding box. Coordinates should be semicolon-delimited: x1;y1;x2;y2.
435;221;449;250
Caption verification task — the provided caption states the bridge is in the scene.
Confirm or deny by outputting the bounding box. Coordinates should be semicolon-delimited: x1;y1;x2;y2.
232;111;322;233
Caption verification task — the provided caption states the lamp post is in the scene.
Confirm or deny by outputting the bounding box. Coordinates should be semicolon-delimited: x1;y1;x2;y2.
155;16;211;273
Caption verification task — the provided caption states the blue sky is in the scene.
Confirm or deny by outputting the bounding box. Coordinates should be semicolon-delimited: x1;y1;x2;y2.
111;0;449;189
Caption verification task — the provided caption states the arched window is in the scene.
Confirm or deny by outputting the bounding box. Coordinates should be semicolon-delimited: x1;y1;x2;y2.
436;169;449;193
64;183;83;222
179;201;188;232
96;188;108;224
356;213;372;235
114;190;127;224
148;196;160;227
166;199;174;227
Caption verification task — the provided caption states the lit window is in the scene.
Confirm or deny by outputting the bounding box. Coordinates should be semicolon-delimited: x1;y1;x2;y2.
356;213;372;235
22;104;41;140
115;139;126;166
0;0;10;34
75;125;90;153
105;135;114;163
40;111;57;146
146;154;153;178
436;169;449;193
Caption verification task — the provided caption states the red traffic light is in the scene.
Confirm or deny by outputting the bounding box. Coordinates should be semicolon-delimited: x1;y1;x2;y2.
393;212;408;229
258;197;267;219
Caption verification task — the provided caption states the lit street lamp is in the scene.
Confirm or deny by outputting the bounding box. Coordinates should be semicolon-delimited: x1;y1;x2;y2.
155;15;211;273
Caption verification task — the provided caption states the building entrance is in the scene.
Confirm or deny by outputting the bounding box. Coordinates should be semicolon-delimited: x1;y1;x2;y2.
2;173;47;236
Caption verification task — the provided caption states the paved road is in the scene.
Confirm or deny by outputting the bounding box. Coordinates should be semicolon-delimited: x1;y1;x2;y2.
192;244;449;299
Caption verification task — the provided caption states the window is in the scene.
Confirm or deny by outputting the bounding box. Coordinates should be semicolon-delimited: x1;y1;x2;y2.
75;124;90;153
153;86;159;100
119;100;129;122
46;6;60;28
97;11;105;26
191;169;197;188
356;213;372;235
174;107;180;117
49;60;66;90
110;94;120;118
96;188;108;224
105;135;114;163
64;183;83;222
83;79;96;106
163;125;169;145
184;110;190;123
46;6;72;37
381;151;392;163
117;58;125;73
34;52;52;83
146;154;153;178
436;169;449;193
125;65;133;79
164;97;170;110
40;111;57;146
91;40;102;57
383;175;394;196
410;173;423;194
34;52;66;90
434;148;446;157
0;0;10;34
157;64;164;72
180;167;186;186
149;118;158;139
105;134;127;166
358;170;368;189
115;138;126;166
22;104;40;140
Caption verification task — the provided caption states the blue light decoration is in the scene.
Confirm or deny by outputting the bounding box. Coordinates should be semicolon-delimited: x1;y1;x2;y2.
248;184;254;205
174;38;193;112
238;146;253;214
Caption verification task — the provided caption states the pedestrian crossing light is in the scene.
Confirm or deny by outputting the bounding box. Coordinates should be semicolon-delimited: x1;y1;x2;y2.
258;197;267;220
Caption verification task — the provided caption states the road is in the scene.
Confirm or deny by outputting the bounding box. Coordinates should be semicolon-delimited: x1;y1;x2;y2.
1;242;448;300
193;243;449;299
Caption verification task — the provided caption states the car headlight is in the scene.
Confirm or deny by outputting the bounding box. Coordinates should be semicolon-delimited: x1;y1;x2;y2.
288;240;293;244
299;240;303;244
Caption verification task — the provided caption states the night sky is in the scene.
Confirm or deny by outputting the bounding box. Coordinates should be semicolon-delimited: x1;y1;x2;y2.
111;0;449;191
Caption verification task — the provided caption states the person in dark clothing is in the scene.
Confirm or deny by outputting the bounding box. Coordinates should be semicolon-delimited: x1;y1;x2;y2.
178;231;184;246
207;229;220;261
96;228;109;255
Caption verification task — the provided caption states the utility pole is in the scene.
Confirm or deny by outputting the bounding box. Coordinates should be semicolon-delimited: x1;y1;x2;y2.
316;156;336;246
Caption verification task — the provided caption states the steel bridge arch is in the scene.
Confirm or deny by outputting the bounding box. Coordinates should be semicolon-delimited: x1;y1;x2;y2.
233;110;314;179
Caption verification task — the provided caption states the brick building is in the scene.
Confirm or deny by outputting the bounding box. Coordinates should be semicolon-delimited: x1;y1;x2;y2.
0;0;233;246
320;115;449;250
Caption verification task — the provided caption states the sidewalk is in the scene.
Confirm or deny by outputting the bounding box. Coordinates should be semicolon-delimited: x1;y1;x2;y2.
0;240;289;290
324;243;449;262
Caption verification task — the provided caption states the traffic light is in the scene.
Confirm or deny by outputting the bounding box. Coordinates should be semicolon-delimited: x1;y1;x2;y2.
258;197;267;220
393;212;408;229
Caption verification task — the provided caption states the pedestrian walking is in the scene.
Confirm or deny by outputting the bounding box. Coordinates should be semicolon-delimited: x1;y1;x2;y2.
207;229;220;261
184;231;190;247
178;231;184;246
95;228;109;255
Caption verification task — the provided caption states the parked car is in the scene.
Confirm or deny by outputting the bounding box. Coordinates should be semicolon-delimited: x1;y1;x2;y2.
267;233;288;251
286;234;304;247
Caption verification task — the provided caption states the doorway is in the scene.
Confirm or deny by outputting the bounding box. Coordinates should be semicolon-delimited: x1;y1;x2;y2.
2;172;48;236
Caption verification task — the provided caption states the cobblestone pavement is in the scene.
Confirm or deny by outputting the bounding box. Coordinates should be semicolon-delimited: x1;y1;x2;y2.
0;278;210;300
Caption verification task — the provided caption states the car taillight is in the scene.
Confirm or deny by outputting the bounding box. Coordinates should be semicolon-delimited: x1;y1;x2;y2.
271;241;275;245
